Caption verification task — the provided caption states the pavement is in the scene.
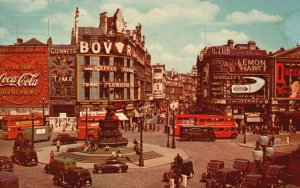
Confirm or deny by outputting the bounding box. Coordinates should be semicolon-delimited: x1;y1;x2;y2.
36;141;189;169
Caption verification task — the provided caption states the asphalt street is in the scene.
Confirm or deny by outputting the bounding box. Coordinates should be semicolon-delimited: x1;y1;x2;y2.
0;129;299;188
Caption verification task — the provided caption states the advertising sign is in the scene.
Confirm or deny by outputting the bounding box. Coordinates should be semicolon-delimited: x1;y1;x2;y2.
0;46;48;107
49;45;76;99
211;74;268;103
275;61;300;100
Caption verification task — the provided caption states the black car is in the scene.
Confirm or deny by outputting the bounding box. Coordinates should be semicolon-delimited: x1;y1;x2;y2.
0;156;14;172
0;171;19;188
52;134;78;145
163;159;194;182
93;159;128;173
180;126;215;141
10;149;38;166
53;167;92;188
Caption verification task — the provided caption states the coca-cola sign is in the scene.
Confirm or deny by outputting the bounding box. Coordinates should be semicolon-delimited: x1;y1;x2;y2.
0;47;48;107
0;73;40;87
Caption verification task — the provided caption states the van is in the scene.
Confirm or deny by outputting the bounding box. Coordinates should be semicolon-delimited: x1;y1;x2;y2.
180;125;215;141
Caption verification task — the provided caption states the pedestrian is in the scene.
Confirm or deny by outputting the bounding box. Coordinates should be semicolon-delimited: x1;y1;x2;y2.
50;150;55;163
56;139;61;152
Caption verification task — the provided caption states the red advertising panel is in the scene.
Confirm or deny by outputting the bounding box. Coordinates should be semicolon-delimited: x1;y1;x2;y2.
275;61;300;100
0;46;48;107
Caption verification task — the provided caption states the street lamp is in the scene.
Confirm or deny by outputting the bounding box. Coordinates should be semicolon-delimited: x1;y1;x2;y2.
41;98;46;127
138;108;144;167
252;134;275;187
170;103;177;149
166;101;170;148
31;108;35;149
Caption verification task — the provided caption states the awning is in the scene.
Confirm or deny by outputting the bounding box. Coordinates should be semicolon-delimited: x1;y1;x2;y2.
115;113;129;121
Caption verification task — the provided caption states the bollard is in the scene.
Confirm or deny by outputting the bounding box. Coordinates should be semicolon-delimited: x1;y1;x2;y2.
287;136;290;144
169;178;174;188
182;174;187;187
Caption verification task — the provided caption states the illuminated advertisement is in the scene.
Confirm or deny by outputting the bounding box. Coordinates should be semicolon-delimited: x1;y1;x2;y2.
211;74;269;104
49;45;76;98
0;46;48;107
275;61;300;100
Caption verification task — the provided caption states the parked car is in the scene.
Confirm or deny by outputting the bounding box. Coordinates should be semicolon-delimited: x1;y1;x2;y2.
10;149;38;166
52;134;77;145
0;156;14;172
163;159;194;182
44;157;76;174
0;171;19;188
205;168;243;188
232;158;250;176
53;167;92;188
93;159;128;173
241;174;263;188
200;160;225;183
180;126;215;141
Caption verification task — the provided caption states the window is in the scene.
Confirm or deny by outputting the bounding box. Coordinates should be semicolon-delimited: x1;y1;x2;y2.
100;56;109;65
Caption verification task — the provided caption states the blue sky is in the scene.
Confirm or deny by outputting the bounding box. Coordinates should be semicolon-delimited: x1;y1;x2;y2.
0;0;300;73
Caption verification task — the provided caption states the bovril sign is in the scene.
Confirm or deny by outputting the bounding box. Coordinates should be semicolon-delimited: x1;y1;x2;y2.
79;41;136;58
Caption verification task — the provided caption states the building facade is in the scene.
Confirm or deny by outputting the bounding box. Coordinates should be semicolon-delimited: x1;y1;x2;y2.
73;8;151;119
196;40;272;129
0;38;49;117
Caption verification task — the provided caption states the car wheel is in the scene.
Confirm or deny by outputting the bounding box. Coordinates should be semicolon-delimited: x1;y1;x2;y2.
231;134;237;139
118;168;122;173
97;169;103;174
211;135;215;141
53;177;61;185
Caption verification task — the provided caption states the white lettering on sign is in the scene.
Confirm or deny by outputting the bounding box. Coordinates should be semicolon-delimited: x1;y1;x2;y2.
82;82;130;88
80;41;122;54
231;77;265;93
0;73;40;87
237;59;266;72
207;46;230;55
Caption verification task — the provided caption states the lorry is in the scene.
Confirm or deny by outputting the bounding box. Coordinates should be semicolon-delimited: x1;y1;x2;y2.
24;126;51;142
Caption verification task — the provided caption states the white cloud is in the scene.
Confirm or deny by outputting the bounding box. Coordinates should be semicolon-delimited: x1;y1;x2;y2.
0;0;48;13
183;44;205;55
202;29;249;46
226;9;283;24
147;42;164;53
118;1;219;28
40;8;98;44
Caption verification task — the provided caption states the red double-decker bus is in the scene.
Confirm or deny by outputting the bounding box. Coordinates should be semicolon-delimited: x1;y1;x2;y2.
2;114;44;140
77;115;119;141
174;114;238;139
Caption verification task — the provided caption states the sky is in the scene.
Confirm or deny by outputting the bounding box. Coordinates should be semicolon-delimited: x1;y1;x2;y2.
1;0;300;73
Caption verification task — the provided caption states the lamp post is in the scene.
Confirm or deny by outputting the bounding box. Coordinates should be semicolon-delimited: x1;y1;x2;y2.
138;107;144;167
31;108;35;149
166;101;170;148
170;102;177;149
41;98;46;127
252;134;275;187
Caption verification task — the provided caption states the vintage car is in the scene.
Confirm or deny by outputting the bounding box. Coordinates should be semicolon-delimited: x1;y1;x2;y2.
241;174;264;188
265;165;289;187
53;167;92;188
93;159;128;173
52;134;78;145
205;168;243;188
44;157;76;174
163;159;194;182
180;126;216;141
0;171;19;188
232;158;250;176
200;160;225;183
10;149;38;166
0;156;14;172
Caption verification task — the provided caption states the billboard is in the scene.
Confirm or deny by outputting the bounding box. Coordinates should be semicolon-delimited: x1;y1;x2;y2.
0;46;48;107
275;61;300;100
